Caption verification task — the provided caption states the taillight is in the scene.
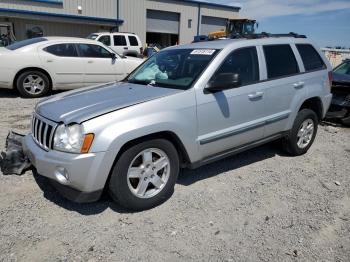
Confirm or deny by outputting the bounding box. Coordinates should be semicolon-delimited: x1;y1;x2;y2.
328;71;333;91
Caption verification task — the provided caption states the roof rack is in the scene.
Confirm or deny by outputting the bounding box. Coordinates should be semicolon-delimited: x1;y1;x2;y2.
230;32;307;39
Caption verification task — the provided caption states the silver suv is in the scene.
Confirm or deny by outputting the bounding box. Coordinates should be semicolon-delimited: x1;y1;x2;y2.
24;36;333;210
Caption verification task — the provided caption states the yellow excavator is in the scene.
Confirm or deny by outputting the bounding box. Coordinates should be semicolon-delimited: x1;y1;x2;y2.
209;18;257;39
193;18;257;42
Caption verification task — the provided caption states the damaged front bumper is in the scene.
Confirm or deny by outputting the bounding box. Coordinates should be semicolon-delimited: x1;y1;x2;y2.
326;91;350;122
22;134;107;203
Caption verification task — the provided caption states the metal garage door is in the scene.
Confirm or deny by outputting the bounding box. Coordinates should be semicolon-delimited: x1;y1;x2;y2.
201;16;227;35
146;10;180;34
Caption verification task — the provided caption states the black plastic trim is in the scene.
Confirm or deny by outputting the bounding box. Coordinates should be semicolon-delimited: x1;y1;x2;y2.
190;132;288;169
199;113;289;145
50;179;103;203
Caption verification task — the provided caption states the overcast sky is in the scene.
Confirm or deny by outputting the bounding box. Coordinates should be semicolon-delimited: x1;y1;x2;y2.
204;0;350;47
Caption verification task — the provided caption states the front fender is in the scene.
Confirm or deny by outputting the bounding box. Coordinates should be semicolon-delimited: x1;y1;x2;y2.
82;90;199;163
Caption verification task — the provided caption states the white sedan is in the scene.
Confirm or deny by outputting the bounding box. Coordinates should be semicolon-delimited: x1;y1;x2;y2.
0;37;143;97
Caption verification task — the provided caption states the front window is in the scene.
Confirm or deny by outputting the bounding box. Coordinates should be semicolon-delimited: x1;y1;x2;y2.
126;48;220;90
98;35;111;46
77;44;112;58
212;47;259;87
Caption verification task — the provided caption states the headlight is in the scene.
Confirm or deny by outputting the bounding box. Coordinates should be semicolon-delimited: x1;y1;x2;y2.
53;124;93;154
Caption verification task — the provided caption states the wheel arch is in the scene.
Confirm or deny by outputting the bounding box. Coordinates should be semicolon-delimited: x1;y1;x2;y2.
103;131;192;191
113;131;191;168
298;96;324;120
13;67;53;91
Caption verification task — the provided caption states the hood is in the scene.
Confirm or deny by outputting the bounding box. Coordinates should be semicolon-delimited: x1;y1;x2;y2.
36;82;182;124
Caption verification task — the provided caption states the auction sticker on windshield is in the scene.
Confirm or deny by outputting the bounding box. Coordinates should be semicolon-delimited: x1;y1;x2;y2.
190;49;216;55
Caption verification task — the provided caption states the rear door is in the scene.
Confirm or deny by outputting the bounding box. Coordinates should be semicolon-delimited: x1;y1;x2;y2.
112;34;128;55
260;44;307;137
39;43;84;89
77;43;126;85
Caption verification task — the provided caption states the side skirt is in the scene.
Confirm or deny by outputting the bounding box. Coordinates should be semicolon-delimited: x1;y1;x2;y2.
188;132;289;169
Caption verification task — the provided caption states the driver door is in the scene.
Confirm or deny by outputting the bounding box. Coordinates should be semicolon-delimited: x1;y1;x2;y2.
77;43;126;86
196;47;268;159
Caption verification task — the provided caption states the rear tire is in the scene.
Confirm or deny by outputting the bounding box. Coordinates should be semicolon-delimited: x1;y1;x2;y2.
282;109;318;156
109;139;179;211
16;70;50;98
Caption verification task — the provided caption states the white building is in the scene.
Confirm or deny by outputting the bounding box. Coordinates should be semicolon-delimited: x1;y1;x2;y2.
0;0;240;46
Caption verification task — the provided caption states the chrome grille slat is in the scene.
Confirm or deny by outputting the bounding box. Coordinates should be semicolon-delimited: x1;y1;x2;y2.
31;114;57;151
48;126;54;149
34;118;38;139
43;124;48;149
38;121;43;146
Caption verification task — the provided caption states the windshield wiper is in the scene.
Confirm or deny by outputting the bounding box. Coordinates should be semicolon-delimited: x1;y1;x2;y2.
127;79;150;86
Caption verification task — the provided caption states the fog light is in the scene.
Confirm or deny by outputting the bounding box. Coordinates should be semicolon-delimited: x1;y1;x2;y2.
55;167;70;185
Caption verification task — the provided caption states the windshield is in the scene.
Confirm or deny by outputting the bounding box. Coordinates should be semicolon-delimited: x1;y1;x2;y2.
334;61;350;75
87;34;99;40
6;37;47;50
126;48;220;90
243;22;255;34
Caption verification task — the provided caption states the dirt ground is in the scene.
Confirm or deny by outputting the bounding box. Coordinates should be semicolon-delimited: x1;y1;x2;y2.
0;89;349;262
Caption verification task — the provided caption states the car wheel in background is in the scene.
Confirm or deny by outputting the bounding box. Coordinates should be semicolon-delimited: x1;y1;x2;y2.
282;109;318;156
340;110;350;127
109;139;179;211
16;70;50;98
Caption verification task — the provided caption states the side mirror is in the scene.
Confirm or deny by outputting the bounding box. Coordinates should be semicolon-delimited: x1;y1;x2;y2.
205;73;241;93
110;52;116;59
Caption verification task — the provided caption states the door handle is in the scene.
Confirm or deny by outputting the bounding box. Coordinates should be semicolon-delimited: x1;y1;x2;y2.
248;91;264;100
47;60;53;63
293;82;305;89
88;60;94;64
124;47;128;50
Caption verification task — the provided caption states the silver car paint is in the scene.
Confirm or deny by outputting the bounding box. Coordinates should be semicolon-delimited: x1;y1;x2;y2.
24;37;333;195
36;81;182;124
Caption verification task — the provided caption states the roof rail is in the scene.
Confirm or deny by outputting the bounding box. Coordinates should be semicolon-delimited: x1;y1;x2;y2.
231;32;307;39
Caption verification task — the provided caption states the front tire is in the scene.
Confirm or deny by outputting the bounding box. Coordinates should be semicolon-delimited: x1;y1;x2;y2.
16;70;50;98
282;109;318;156
109;139;179;211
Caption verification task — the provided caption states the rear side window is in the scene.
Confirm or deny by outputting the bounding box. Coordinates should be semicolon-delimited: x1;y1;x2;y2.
296;44;326;71
98;35;111;46
44;44;78;57
263;45;299;79
128;36;139;46
113;35;127;46
213;47;259;87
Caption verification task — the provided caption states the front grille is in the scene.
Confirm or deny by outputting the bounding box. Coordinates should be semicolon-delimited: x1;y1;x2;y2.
31;114;57;150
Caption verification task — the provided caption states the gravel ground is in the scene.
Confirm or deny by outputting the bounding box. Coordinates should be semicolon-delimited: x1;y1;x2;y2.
0;89;349;262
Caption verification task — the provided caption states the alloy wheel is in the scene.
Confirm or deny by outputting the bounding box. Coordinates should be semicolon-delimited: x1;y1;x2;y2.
127;148;171;199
